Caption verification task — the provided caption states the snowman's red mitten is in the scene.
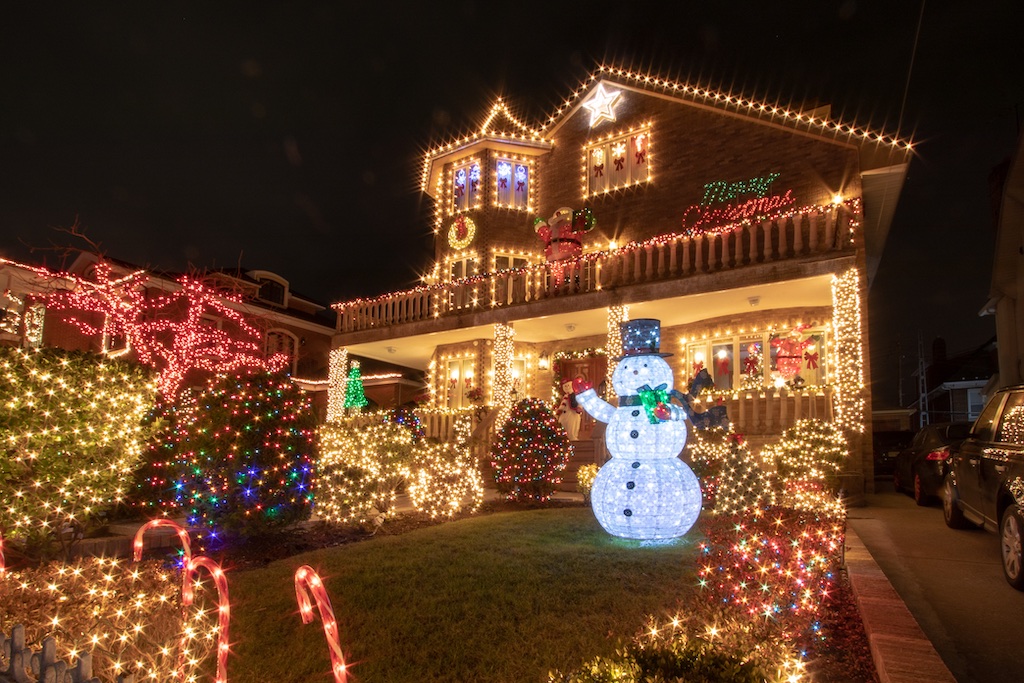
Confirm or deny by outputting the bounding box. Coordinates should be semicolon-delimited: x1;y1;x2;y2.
572;377;593;394
653;403;671;421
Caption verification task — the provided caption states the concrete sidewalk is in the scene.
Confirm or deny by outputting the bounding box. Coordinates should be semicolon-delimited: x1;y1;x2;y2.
845;528;956;683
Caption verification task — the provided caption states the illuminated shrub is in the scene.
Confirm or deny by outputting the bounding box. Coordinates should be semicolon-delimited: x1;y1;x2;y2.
0;347;156;560
317;415;416;524
171;372;317;547
490;398;572;502
552;605;805;683
0;557;216;682
408;440;484;519
761;419;848;510
576;463;599;503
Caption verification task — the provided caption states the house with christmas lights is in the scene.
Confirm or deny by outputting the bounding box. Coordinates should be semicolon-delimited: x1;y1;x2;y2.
329;64;913;497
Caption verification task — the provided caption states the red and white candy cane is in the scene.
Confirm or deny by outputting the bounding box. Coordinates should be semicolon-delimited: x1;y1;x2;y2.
182;555;230;683
294;565;347;682
132;518;193;564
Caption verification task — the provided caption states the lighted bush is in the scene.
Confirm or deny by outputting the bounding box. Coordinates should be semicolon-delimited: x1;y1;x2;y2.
317;415;416;524
0;557;216;682
171;371;317;547
408;440;484;519
761;419;848;508
490;398;572;502
576;463;599;503
0;347;156;560
551;606;805;683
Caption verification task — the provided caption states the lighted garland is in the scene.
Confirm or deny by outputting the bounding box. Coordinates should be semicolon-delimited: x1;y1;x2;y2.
171;372;317;548
830;269;865;434
0;346;156;559
490;398;572;502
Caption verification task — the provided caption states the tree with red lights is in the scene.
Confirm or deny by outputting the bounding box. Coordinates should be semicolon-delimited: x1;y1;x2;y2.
47;260;286;398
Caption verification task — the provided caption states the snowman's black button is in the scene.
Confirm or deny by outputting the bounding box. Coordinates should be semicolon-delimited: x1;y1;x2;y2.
631;409;640;417
631;461;640;469
630;429;639;439
626;481;635;490
623;509;633;517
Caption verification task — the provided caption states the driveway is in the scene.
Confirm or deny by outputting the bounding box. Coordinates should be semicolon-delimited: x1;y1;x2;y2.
848;481;1024;683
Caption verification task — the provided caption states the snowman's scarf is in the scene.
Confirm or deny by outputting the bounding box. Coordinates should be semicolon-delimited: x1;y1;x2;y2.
620;383;684;424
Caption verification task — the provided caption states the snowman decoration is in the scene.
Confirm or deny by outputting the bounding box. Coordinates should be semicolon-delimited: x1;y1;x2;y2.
573;319;704;541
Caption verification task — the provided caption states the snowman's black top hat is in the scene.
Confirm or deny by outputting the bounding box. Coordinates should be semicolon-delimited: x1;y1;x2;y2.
617;318;672;359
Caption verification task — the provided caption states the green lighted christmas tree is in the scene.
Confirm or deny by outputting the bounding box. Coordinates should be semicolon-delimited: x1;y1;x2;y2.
344;361;369;410
490;397;573;502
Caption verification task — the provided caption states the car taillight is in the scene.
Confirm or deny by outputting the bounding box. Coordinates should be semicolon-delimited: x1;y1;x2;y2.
926;448;950;461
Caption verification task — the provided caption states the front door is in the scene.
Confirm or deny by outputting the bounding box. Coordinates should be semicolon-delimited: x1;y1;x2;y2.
561;356;607;441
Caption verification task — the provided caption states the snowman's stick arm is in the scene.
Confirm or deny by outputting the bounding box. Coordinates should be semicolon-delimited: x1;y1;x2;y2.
575;388;615;423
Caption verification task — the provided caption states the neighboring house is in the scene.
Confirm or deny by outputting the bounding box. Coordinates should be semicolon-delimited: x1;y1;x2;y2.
984;132;1024;390
917;337;996;425
0;253;336;414
329;64;913;498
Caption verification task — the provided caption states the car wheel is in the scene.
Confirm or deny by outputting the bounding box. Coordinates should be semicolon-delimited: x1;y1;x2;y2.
1002;505;1024;591
913;473;930;506
943;475;969;529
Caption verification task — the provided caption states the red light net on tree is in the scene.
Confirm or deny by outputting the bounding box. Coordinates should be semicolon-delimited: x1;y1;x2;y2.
47;261;286;398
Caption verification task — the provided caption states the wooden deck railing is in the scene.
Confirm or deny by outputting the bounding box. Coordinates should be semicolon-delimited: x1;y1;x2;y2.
336;206;852;332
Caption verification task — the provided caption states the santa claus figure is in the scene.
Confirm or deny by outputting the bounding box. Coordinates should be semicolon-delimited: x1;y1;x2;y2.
556;377;583;441
534;207;596;262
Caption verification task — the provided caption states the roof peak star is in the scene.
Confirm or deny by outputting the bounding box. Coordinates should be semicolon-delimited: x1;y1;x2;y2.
582;83;623;127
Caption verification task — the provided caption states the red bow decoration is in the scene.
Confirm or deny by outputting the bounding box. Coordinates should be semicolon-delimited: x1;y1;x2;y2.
804;351;819;369
499;177;508;189
516;180;525;192
593;164;604;177
692;360;704;376
715;357;730;376
614;157;625;171
635;150;646;164
743;356;759;374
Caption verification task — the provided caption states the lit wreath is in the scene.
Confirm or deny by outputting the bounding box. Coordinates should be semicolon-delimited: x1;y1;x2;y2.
447;215;476;250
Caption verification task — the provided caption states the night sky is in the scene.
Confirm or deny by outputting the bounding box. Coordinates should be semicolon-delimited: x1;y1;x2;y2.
1;2;1021;406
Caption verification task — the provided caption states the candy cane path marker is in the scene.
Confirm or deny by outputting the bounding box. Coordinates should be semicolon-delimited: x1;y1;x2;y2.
295;565;348;682
132;518;193;563
183;555;231;683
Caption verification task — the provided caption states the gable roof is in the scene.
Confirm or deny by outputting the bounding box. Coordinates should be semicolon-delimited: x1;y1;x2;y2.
420;62;914;196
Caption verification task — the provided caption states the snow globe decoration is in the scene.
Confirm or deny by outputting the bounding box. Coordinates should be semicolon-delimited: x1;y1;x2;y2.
574;319;704;541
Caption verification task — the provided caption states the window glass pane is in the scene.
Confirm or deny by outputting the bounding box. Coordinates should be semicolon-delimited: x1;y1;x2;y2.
453;167;467;211
513;164;528;208
589;147;607;194
630;132;649;181
468;163;481;206
687;342;709;380
712;342;733;390
496;160;513;205
973;394;1003;441
739;339;764;389
996;392;1024;443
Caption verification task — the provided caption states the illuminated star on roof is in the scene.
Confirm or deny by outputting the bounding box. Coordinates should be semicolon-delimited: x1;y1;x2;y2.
582;83;623;127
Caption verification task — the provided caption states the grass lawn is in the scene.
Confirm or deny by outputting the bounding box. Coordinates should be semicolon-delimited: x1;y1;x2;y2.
228;506;703;682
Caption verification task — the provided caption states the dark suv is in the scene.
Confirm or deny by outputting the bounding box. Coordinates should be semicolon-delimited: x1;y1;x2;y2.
944;386;1024;589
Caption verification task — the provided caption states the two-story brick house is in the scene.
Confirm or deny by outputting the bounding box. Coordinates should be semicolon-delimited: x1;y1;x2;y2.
331;64;912;498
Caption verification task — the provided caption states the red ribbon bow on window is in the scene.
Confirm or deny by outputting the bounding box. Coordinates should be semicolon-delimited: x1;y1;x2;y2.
593;164;604;177
516;180;525;192
614;157;625;171
499;177;508;189
634;150;646;164
715;357;730;376
804;351;819;369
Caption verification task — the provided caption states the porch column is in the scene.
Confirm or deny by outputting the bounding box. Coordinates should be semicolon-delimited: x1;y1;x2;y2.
493;323;515;427
606;304;629;399
326;347;349;423
831;268;867;500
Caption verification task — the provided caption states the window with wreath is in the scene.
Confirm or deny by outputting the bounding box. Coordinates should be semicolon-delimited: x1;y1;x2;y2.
494;158;530;209
452;159;482;212
586;128;651;196
686;326;827;391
